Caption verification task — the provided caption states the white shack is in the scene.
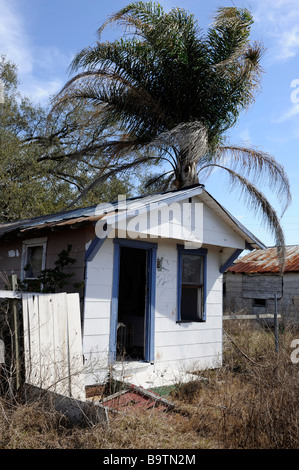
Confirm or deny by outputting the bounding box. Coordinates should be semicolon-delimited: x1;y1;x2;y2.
0;185;265;389
82;185;265;387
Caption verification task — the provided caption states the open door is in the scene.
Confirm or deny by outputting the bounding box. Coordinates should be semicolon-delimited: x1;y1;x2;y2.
117;246;147;360
110;240;157;364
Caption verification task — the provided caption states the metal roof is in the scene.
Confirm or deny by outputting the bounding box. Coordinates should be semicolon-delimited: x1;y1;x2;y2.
227;245;299;273
0;185;205;237
0;185;265;249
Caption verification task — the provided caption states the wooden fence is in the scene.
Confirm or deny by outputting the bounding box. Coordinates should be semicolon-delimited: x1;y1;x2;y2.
0;289;85;401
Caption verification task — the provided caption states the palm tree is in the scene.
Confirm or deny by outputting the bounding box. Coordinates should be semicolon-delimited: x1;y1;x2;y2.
52;2;291;253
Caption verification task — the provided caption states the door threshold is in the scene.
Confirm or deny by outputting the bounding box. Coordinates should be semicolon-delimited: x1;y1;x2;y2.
112;361;152;372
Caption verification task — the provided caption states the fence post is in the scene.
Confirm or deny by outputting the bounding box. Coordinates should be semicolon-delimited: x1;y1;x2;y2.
10;274;21;390
274;293;279;354
0;340;4;364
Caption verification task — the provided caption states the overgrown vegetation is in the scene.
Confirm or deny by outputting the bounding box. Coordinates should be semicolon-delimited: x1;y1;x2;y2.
0;319;299;449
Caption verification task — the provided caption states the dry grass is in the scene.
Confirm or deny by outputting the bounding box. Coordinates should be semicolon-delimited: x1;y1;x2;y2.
176;320;299;449
0;319;299;449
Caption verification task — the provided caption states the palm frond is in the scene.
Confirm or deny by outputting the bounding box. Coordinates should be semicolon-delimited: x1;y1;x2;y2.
140;170;174;193
148;121;208;161
211;145;292;215
200;163;286;269
97;1;165;40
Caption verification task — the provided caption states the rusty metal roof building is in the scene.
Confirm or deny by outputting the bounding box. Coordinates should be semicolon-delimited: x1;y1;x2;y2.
227;245;299;273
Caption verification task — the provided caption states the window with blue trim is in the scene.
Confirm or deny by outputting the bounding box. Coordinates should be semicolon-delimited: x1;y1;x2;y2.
177;247;207;322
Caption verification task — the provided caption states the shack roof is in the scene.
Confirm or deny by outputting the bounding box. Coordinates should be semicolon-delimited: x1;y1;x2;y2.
227;245;299;273
0;185;265;250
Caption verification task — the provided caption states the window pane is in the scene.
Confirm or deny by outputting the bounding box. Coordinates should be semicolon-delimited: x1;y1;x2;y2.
26;246;43;278
182;254;203;285
181;286;202;321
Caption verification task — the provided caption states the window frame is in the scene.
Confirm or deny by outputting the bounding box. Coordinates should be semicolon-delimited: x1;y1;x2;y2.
177;245;207;323
21;237;47;281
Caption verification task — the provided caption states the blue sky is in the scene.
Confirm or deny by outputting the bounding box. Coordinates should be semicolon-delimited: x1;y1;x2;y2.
1;0;299;248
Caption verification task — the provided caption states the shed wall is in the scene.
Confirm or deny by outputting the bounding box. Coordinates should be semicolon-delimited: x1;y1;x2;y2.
155;240;223;375
83;237;114;382
224;272;299;322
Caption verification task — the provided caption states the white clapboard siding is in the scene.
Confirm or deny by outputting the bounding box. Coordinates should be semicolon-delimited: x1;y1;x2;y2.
22;292;85;401
153;242;223;371
155;341;222;363
202;204;245;249
123;199;203;243
155;328;222;347
83;236;225;384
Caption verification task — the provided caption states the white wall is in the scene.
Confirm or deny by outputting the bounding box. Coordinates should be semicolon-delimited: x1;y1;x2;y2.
201;202;245;249
154;240;223;377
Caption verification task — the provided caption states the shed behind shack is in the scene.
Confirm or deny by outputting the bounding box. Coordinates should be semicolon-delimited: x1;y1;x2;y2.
224;246;299;323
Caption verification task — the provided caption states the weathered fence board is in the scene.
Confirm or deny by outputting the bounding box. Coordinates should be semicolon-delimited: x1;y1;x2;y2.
0;339;4;363
52;293;69;396
22;292;85;401
67;294;85;392
223;313;281;320
0;291;21;299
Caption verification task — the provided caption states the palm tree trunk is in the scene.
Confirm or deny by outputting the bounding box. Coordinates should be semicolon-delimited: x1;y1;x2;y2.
175;152;199;188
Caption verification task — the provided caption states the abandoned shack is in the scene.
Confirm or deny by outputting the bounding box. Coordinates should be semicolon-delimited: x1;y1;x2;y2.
0;185;265;388
224;245;299;324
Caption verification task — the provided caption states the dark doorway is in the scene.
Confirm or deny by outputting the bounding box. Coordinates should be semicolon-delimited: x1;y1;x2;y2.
117;246;147;360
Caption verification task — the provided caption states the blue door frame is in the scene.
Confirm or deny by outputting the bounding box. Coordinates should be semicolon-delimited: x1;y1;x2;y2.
109;238;157;364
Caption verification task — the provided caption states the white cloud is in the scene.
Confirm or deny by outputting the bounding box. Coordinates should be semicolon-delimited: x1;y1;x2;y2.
275;26;299;61
251;0;299;61
21;78;64;105
239;128;251;144
0;0;69;104
273;104;299;123
0;0;33;74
